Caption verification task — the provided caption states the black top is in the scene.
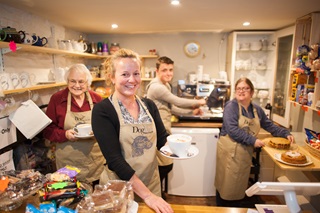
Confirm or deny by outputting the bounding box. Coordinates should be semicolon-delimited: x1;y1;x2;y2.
92;97;168;180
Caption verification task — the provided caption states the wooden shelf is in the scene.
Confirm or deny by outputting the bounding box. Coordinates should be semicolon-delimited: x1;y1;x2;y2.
289;100;320;113
0;41;108;59
0;41;158;59
2;78;105;95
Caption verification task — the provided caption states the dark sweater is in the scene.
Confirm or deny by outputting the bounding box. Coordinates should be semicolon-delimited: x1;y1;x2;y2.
92;97;168;180
220;98;291;146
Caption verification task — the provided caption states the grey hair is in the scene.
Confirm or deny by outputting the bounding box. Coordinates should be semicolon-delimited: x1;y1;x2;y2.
64;64;92;86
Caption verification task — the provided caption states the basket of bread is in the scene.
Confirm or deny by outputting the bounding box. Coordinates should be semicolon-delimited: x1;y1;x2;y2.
305;128;320;160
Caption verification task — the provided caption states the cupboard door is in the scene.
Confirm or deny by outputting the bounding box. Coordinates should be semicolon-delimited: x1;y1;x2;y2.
272;26;294;128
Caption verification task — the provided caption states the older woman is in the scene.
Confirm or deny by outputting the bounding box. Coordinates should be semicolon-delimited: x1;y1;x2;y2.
92;49;173;213
215;77;294;207
43;64;105;185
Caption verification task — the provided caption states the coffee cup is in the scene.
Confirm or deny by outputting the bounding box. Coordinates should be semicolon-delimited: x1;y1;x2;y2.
167;134;192;157
74;124;92;136
0;73;14;90
10;73;21;89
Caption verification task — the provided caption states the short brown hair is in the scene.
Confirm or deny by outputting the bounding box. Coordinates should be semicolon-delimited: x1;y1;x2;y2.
156;56;174;69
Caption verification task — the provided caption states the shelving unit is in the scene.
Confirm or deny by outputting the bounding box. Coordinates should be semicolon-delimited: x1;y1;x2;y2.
1;78;105;95
288;12;320;113
0;41;158;95
226;31;276;106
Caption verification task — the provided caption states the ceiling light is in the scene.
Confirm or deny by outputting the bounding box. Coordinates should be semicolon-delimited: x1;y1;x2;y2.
171;0;180;5
243;22;250;26
111;24;118;29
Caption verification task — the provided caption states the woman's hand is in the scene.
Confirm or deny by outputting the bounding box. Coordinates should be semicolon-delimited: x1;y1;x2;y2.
144;193;173;213
254;139;265;148
287;135;295;143
65;129;78;141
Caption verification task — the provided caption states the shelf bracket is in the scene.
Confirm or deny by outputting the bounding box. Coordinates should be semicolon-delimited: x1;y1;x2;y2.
0;46;22;72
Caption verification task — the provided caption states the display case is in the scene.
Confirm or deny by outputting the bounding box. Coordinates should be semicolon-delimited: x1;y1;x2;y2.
271;26;295;128
226;31;276;107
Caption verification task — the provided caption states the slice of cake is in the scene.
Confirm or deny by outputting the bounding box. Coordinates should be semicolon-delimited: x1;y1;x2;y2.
281;151;307;164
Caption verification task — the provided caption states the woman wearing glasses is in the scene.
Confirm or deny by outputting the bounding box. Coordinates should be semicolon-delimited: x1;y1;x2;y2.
43;64;105;185
215;77;294;207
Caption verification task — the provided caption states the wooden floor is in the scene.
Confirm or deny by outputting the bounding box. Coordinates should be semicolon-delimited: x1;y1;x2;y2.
164;193;283;207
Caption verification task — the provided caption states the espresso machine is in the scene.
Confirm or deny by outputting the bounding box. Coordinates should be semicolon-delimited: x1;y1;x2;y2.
206;84;230;109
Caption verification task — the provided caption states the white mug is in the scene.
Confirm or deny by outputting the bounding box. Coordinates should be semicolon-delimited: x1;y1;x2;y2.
10;73;21;89
0;73;14;90
74;124;92;136
19;72;36;88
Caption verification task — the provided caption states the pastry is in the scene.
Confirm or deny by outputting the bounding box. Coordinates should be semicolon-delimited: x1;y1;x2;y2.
281;151;307;164
266;137;291;149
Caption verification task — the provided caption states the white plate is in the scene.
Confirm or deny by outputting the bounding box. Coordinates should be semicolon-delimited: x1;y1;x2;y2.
160;145;199;160
75;134;94;139
274;153;313;167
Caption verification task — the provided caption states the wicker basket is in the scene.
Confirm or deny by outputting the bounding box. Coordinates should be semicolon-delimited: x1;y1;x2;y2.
304;140;320;160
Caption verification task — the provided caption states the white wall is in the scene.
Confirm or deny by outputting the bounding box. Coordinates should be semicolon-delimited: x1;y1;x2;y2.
87;32;228;91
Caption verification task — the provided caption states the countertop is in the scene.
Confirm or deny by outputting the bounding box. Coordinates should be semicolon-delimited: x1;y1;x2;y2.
9;197;250;213
171;121;222;128
262;132;320;171
138;203;249;212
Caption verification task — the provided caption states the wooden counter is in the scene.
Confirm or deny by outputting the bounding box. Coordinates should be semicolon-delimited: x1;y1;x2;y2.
262;145;320;171
171;121;222;128
10;197;250;213
138;203;249;213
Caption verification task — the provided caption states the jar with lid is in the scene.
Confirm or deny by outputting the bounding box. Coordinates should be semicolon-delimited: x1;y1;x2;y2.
109;43;120;55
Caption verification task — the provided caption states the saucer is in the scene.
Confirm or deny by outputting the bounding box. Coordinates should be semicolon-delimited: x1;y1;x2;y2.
75;134;94;139
160;145;199;160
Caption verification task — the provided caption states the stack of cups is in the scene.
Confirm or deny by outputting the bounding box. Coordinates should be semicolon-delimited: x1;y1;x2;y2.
197;65;203;82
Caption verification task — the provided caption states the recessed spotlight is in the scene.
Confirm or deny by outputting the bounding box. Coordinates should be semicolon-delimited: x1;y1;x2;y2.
171;0;180;5
243;22;250;26
111;24;118;29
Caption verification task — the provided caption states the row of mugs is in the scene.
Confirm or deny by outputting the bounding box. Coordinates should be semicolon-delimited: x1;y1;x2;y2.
58;40;87;53
0;72;36;91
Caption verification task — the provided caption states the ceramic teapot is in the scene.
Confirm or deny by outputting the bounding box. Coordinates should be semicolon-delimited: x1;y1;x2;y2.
19;31;37;45
32;34;48;46
0;26;22;43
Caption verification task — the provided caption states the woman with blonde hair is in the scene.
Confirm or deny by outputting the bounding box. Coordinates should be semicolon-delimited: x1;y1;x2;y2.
92;49;173;213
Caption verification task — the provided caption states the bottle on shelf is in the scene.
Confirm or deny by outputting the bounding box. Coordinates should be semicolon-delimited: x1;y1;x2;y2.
265;97;272;120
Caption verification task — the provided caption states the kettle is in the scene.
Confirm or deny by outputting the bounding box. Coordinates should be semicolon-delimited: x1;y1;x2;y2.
0;26;22;43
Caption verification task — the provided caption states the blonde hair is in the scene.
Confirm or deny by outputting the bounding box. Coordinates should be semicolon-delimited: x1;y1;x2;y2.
102;48;141;92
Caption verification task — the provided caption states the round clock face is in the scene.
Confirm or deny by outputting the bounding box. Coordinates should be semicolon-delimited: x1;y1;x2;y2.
184;42;200;57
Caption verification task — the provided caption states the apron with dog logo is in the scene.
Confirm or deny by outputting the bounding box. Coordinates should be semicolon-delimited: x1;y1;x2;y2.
215;103;260;200
55;92;105;183
100;95;161;197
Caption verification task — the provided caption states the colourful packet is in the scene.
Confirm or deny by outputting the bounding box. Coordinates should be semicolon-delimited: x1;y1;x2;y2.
25;204;41;213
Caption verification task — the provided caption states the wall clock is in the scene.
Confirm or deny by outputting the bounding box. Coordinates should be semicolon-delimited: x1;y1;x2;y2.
184;41;200;57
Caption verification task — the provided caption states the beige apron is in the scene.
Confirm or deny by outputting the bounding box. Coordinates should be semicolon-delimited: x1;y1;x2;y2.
55;92;105;183
215;103;260;200
100;95;161;197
